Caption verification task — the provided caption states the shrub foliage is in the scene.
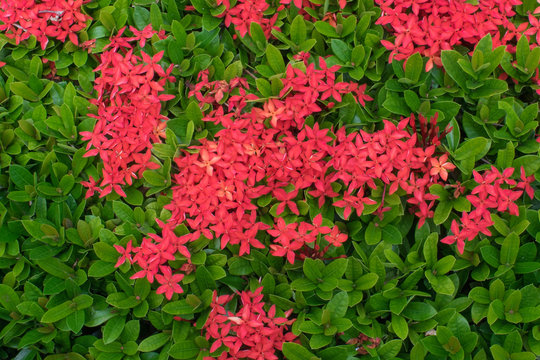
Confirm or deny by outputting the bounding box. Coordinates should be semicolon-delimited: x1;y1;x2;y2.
0;0;539;360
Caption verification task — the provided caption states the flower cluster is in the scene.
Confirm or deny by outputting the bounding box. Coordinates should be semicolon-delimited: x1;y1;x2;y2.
216;0;347;39
375;0;534;71
112;219;190;300
346;333;381;354
203;287;296;360
219;0;279;38
328;114;455;228
80;26;175;198
164;55;372;264
0;0;91;50
441;166;535;253
269;214;339;264
115;53;456;300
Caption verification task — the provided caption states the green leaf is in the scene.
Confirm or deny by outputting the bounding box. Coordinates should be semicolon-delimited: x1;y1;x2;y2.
9;165;34;187
60;103;74;130
324;258;348;279
138;333;170;352
17;302;44;318
433;200;453;225
516;35;530;67
93;242;119;263
41;301;75;323
106;293;140;309
185;101;203;123
454;137;490;160
266;44;285;74
291;278;317;291
162;300;195;315
44;353;87;360
310;334;332;349
73;295;93;310
504;289;521;313
0;284;19;312
168;340;199;359
446;118;461;151
469;288;490;306
282;342;321;360
66;310;85;333
133;6;150;29
433;255;456;275
378;339;403;359
331;39;351;62
382;225;403;245
124;188;144;206
403;302;437;321
356;273;379;290
365;222;382;245
10;82;39;101
496;141;515;169
249;22;267;51
303;258;323;281
504;330;523;354
73;51;88;67
384;249;406;272
314;21;339;37
290;15;306;45
103;316;126;344
515;262;540;274
36;258;75;279
423;233;438;268
256;78;272;97
392;315;409;340
490;344;510;360
88;261;116;278
513;155;540;176
426;272;455;295
143;170;167;187
500;233;520;266
404;90;420;112
195;266;216;290
383;91;410;116
150;3;163;28
470;79;508;99
113;201;135;223
441;50;468;89
224;60;243;81
327;291;348;319
404;53;422;83
489;279;505;301
228;257;252;275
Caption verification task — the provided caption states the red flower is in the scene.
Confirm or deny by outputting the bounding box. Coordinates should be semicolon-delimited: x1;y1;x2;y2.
441;220;466;254
80;176;99;199
324;226;348;247
430;154;455;181
113;240;134;268
517;166;535;199
273;188;299;215
155;266;184;300
203;288;296;359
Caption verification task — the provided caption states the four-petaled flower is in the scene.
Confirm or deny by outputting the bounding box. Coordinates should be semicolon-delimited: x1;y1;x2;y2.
155;266;185;300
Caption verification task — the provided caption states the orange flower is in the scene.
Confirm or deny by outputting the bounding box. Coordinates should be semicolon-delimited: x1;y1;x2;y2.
430;154;455;181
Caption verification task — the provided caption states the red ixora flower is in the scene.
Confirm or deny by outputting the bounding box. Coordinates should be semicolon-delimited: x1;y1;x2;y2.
155;266;184;300
0;0;91;50
127;52;456;300
375;0;525;71
80;26;175;198
440;166;529;254
202;287;296;360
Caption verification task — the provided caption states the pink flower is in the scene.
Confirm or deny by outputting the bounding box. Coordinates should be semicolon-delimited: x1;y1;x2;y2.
155;266;184;300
